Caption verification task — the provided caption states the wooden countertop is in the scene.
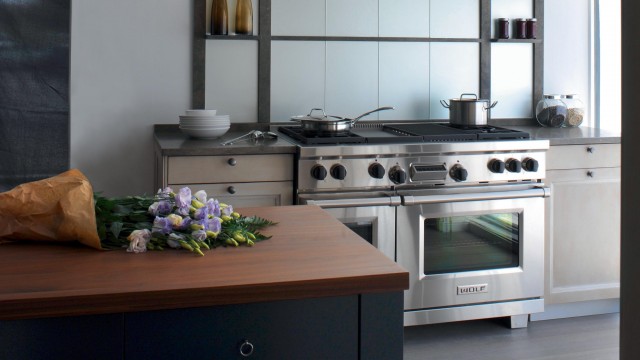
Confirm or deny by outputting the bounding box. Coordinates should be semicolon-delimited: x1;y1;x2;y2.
0;205;408;321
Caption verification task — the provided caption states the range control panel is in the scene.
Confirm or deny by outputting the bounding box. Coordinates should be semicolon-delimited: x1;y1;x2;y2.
297;152;546;192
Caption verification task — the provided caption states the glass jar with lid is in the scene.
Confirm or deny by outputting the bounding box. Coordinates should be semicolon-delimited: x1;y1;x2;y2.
536;95;567;127
561;94;585;127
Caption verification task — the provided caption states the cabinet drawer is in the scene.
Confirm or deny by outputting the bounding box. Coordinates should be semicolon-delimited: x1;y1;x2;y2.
169;181;293;207
546;144;620;170
167;154;293;184
125;296;358;360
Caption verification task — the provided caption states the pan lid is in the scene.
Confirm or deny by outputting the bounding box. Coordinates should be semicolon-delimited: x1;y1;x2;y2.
291;108;348;123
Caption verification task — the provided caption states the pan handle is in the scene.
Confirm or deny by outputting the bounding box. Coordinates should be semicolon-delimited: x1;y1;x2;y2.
350;106;395;124
439;100;450;108
484;101;499;110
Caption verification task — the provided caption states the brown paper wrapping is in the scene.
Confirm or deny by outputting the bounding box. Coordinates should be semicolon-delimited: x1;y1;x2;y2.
0;169;102;250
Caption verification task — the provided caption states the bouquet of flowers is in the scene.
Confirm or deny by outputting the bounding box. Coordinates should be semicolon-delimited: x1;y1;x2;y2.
95;186;275;256
0;169;275;256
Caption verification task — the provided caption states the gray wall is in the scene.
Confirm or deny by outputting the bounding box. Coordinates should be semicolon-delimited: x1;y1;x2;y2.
70;0;191;196
70;0;594;196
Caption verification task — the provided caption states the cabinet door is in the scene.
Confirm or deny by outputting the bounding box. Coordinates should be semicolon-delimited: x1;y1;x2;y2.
545;167;621;305
171;181;294;207
0;314;124;360
125;296;358;360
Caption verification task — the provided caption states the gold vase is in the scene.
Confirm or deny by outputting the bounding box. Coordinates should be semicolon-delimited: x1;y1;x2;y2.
235;0;253;35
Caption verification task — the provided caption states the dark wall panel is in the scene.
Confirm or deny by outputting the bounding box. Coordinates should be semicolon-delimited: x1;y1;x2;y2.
0;0;70;191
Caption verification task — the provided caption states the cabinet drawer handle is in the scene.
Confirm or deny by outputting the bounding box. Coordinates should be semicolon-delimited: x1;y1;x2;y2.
587;171;594;178
239;340;254;357
228;158;237;166
586;146;594;153
227;186;237;194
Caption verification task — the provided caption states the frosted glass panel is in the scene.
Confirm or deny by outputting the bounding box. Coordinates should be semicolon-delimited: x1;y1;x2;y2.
429;43;479;120
491;0;533;38
491;43;533;118
326;42;379;118
205;41;258;123
270;41;326;122
430;0;479;38
271;0;325;36
379;0;429;37
379;43;429;121
327;0;378;36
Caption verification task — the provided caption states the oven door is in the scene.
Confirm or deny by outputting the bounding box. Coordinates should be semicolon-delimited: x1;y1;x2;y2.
397;186;549;311
298;192;400;261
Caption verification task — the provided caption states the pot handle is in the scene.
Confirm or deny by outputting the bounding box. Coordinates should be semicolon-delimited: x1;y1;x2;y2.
484;101;499;110
460;93;479;100
439;100;450;108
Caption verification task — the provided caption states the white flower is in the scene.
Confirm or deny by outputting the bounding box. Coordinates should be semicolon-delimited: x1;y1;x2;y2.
148;202;159;215
194;190;208;204
127;229;151;254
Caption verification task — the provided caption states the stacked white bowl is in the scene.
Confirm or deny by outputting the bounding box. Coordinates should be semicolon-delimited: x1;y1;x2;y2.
179;109;230;139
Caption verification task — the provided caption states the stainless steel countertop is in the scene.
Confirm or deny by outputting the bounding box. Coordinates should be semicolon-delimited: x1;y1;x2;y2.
154;123;621;157
154;124;297;156
508;125;620;145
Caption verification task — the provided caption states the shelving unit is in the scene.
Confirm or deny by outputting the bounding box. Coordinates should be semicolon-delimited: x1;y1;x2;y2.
193;0;543;123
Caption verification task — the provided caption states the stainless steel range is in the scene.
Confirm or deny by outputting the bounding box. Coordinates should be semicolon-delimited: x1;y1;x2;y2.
279;123;550;328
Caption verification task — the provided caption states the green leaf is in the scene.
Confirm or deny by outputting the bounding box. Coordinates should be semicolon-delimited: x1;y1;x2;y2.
110;222;124;239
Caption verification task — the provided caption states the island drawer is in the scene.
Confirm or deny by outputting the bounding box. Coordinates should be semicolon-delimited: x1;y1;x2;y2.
167;154;293;184
546;144;620;170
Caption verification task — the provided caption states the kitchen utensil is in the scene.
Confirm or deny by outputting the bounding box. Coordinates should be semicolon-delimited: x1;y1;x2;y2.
291;106;394;135
440;94;497;127
221;130;278;146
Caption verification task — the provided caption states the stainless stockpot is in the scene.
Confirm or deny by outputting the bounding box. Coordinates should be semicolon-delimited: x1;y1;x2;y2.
440;93;498;127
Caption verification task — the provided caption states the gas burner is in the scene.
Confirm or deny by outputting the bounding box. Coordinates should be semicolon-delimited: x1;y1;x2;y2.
279;123;530;146
278;126;366;145
383;123;530;141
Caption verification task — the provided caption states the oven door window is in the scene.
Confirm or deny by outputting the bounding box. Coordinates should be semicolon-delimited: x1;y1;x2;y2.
342;219;375;245
424;213;519;275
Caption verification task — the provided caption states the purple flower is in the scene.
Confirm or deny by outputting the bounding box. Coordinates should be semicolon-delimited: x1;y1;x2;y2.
222;205;234;216
203;217;221;233
207;199;221;217
177;217;192;231
152;216;173;235
193;207;207;221
176;187;192;215
191;230;207;242
157;200;172;215
157;187;173;199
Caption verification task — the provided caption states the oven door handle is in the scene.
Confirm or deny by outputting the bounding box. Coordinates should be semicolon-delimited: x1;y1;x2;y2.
301;196;402;208
402;187;550;205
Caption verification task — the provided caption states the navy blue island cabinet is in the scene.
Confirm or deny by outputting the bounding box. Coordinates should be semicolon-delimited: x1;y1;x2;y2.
0;206;408;360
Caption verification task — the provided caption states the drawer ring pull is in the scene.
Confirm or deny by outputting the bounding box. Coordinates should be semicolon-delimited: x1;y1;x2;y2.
228;186;237;194
586;146;594;153
239;340;254;357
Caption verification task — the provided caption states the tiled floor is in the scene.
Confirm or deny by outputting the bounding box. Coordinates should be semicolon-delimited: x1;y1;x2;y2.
404;313;619;360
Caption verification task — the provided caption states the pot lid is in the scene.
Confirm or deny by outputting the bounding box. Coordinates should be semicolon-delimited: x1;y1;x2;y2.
291;108;348;123
449;93;491;102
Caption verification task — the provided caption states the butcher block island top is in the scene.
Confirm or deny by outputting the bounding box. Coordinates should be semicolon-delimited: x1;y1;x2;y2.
0;205;408;321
